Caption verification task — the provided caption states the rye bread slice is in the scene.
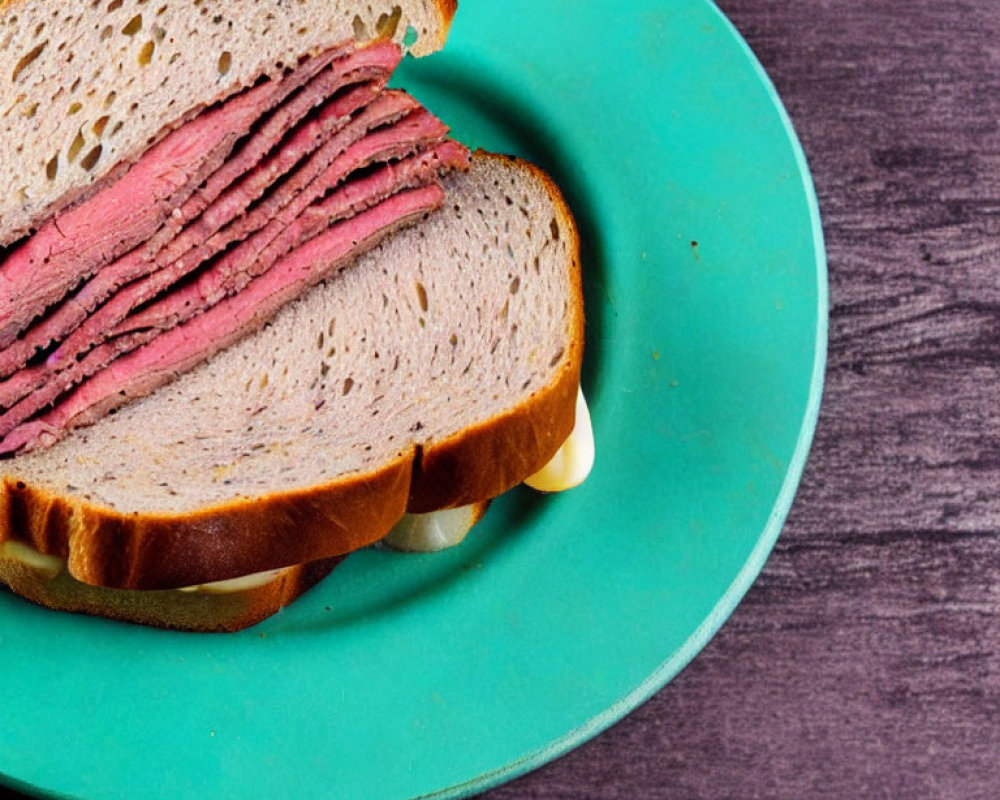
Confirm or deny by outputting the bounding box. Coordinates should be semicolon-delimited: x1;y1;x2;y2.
0;0;456;246
0;153;584;591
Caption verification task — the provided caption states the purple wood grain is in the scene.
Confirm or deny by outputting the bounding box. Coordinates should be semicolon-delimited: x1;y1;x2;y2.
481;0;1000;797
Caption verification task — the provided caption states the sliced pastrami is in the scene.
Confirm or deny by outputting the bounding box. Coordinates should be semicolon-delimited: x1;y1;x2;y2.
150;41;402;261
0;186;445;455
0;82;383;384
0;334;154;439
207;90;424;262
0;43;351;349
120;141;471;337
38;94;433;385
116;110;453;332
154;83;384;273
125;142;471;335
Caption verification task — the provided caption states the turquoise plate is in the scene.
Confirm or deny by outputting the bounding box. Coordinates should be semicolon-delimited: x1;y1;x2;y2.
0;1;826;798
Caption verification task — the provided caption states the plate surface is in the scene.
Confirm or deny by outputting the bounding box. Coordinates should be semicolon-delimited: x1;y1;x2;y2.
0;1;826;798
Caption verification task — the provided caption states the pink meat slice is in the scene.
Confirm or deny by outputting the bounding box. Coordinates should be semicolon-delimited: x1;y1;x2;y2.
0;335;153;439
205;89;423;262
0;82;383;383
39;95;432;380
0;185;445;454
114;113;454;334
119;141;470;335
152;41;402;263
0;43;353;348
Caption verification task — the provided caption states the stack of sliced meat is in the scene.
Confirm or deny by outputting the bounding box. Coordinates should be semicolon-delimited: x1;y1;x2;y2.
0;41;470;455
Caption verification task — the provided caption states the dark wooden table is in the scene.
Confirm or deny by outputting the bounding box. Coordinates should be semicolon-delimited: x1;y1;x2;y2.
485;1;1000;797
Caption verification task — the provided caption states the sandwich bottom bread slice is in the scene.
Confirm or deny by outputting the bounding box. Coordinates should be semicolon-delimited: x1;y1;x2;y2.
0;502;491;632
0;153;586;631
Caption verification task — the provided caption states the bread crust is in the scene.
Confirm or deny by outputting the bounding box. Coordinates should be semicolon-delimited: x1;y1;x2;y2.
0;154;585;591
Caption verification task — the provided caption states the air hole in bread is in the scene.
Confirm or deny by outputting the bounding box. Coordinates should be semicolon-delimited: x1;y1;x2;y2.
122;14;143;36
93;115;110;136
80;144;103;172
352;14;369;42
550;218;560;240
46;154;59;181
68;129;86;163
415;281;428;312
138;41;155;66
343;377;355;396
218;50;232;75
375;6;402;39
107;0;124;12
12;41;47;83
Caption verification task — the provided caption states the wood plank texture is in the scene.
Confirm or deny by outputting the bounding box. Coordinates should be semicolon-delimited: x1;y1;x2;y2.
483;0;1000;797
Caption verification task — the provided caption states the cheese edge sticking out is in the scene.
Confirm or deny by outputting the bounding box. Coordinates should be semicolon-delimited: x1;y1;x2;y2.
382;504;481;552
0;540;64;580
524;387;594;493
177;568;291;594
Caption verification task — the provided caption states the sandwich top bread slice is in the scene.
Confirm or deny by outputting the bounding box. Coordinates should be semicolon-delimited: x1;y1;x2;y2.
0;153;586;627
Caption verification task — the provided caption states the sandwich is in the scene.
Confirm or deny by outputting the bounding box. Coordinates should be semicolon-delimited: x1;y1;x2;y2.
0;0;593;631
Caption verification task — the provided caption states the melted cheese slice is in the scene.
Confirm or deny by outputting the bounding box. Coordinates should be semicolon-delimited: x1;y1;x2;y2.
382;504;481;552
524;387;594;492
0;540;63;579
